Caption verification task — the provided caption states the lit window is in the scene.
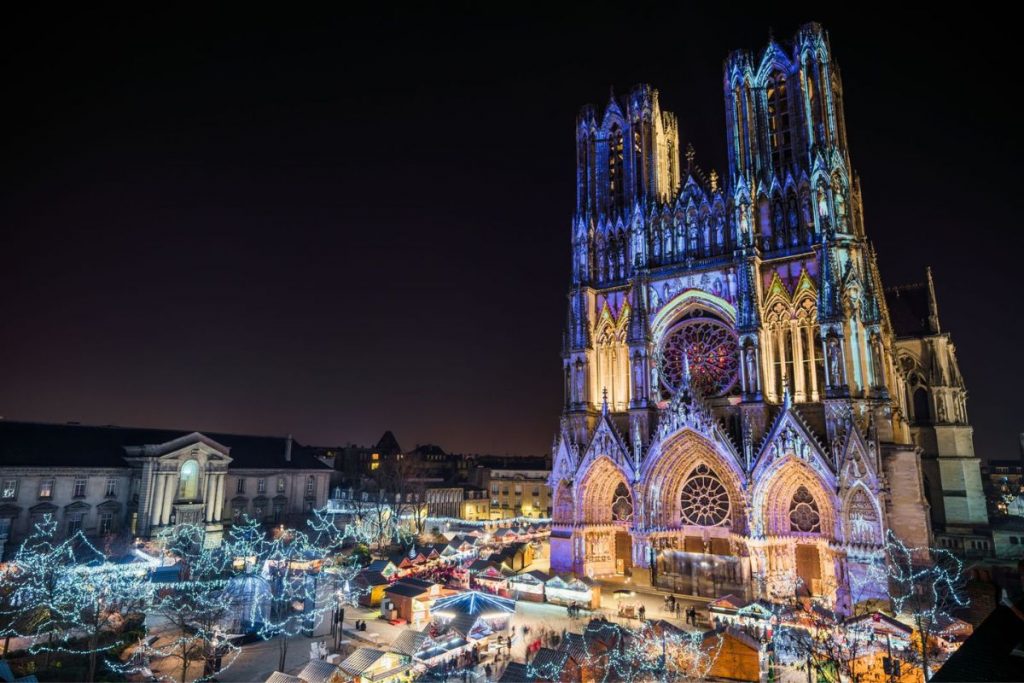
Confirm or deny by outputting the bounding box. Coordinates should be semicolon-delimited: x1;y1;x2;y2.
2;480;17;500
38;479;54;499
178;460;200;500
277;477;287;493
73;478;87;498
105;479;117;498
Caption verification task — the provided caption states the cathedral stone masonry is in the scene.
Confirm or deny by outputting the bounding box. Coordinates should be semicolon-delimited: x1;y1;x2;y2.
548;22;989;614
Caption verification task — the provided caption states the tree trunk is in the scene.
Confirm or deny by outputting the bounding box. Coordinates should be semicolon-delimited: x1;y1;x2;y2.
278;636;287;672
2;634;9;658
181;642;190;683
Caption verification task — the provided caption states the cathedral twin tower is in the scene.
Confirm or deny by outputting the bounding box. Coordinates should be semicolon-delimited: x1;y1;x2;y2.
549;23;988;611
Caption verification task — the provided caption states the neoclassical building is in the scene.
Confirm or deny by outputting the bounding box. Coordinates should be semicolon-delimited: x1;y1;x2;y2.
0;421;332;557
549;23;987;613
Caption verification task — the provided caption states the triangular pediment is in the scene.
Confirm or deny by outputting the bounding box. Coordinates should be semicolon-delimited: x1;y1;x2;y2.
578;412;635;483
752;407;835;486
123;432;233;463
838;423;878;488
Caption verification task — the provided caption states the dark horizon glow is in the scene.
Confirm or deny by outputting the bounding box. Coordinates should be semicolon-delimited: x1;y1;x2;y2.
1;6;1019;457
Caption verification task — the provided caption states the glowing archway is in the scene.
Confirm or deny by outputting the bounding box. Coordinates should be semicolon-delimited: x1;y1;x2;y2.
576;456;632;524
641;429;746;530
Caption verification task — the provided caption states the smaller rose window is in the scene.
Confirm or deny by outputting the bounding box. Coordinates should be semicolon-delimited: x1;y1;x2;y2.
680;465;731;527
789;486;821;533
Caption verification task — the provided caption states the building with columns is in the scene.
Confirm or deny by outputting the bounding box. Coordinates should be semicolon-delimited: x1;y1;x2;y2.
549;23;989;614
0;421;332;558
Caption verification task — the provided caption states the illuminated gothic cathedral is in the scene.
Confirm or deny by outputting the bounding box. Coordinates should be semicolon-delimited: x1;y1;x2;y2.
548;23;988;613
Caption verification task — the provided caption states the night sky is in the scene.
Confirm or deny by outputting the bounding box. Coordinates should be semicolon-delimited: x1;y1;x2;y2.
2;5;1020;458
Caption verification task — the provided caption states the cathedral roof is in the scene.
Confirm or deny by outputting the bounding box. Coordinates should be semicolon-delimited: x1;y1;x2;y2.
884;283;933;337
0;420;332;470
374;430;403;455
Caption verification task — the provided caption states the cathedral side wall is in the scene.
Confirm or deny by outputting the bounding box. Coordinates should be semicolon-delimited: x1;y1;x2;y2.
882;446;932;551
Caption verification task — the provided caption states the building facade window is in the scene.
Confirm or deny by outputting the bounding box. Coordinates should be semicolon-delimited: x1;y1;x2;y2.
105;479;117;498
306;476;315;496
73;478;87;498
179;460;200;500
257;478;266;494
277;477;287;494
67;512;85;534
236;479;246;494
98;512;113;535
38;479;54;499
2;480;17;500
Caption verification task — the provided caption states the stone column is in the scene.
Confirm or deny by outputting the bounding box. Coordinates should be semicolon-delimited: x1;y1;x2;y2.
776;327;788;397
204;474;215;522
213;474;225;522
760;331;775;401
792;321;805;401
806;326;819;401
151;473;166;529
161;472;176;526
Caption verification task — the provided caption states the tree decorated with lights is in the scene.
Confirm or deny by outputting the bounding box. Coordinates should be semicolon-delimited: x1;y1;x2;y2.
5;515;153;681
149;523;239;683
527;618;722;683
6;515;88;670
878;529;968;681
218;518;335;672
59;555;153;682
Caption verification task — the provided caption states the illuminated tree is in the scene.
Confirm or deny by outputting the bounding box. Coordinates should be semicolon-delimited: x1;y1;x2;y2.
60;559;153;682
879;530;968;681
151;524;238;683
8;515;85;670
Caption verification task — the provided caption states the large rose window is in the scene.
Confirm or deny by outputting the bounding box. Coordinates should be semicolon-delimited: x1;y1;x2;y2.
660;317;740;397
680;465;731;526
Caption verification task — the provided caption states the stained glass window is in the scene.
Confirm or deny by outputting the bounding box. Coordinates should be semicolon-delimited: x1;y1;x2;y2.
612;482;633;522
660;317;740;397
790;486;821;532
680;465;730;526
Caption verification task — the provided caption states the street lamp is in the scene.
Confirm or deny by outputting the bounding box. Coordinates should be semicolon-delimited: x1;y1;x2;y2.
333;590;346;651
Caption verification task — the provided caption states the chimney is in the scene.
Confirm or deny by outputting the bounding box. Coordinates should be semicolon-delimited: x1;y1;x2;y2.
285;434;293;463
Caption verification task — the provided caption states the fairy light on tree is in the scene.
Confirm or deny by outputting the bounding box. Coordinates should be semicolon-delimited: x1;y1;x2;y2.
876;529;968;681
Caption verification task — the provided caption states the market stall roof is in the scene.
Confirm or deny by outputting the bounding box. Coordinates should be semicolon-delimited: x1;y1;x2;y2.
264;673;302;683
431;590;516;616
338;648;388;677
498;662;532;683
389;630;428;657
385;582;431;599
296;660;342;683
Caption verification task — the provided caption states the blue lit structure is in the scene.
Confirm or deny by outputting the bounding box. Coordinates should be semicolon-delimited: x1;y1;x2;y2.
550;22;988;614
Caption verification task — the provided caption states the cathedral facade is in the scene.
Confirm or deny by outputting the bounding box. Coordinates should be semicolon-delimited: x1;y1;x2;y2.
548;23;987;613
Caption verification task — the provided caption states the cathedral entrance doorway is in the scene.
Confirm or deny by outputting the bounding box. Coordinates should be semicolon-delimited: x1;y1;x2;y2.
795;544;822;596
615;530;632;575
650;534;748;599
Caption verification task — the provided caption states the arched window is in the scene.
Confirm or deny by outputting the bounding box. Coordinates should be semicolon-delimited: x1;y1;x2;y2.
913;387;931;423
179;460;200;500
766;76;792;169
789;486;821;532
611;482;633;522
609;127;625;208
